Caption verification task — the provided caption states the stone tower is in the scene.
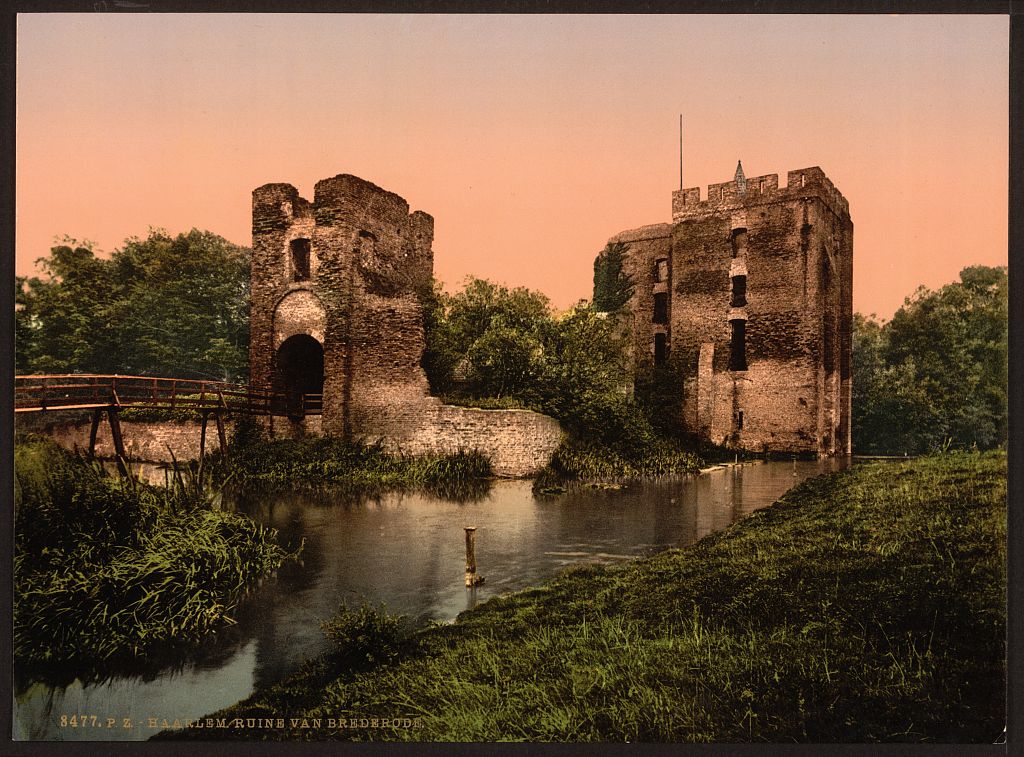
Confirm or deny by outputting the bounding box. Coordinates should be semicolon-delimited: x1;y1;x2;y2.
250;174;435;439
608;165;853;456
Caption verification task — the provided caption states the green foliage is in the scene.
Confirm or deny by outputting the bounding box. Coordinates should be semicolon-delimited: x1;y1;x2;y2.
421;277;551;398
167;452;1006;743
421;278;650;448
592;241;635;313
215;435;493;500
16;229;251;382
320;603;407;669
118;393;250;423
536;435;702;491
13;437;289;674
853;266;1007;454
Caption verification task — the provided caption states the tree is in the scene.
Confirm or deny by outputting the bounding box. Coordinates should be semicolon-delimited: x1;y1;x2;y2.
420;277;655;452
420;277;551;397
852;266;1007;454
536;303;652;450
17;229;251;382
592;241;634;312
15;241;119;374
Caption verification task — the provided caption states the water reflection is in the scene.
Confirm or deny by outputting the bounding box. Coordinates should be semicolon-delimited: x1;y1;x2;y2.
15;457;848;741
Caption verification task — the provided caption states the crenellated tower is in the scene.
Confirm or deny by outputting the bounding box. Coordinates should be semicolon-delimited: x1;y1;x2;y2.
607;164;853;456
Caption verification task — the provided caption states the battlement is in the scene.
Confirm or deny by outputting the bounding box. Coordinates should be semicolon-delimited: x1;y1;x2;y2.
253;175;433;240
671;166;850;222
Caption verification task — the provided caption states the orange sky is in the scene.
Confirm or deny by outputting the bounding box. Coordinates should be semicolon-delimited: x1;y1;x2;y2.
16;14;1008;320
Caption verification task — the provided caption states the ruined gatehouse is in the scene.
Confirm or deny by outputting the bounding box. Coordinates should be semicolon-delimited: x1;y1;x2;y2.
249;173;561;476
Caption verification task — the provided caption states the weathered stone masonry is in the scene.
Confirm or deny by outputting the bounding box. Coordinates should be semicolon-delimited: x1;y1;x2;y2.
250;174;561;476
609;164;853;456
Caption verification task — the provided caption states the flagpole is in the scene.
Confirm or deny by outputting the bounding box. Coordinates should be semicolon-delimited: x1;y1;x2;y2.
679;114;683;191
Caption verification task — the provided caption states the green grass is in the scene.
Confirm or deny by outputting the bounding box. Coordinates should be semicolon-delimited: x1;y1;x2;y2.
533;435;704;493
214;433;493;500
14;435;293;681
439;394;536;411
159;451;1005;743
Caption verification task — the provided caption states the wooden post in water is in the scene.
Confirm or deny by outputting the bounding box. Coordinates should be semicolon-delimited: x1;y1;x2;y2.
464;526;484;587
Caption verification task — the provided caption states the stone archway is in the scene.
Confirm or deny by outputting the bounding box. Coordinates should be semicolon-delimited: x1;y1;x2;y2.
274;334;324;400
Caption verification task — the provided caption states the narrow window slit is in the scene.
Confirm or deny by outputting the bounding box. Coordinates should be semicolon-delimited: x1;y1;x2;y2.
653;292;668;324
730;275;747;307
290;239;311;281
729;319;747;371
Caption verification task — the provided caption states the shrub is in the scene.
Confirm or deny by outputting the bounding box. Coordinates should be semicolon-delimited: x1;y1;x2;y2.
320;603;407;668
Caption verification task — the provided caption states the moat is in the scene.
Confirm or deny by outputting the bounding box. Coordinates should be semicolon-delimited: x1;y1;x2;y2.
14;458;848;741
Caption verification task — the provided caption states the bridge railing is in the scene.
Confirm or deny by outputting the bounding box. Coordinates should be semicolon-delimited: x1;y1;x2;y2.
14;374;323;417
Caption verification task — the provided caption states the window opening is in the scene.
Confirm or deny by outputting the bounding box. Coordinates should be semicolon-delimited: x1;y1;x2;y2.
737;410;744;430
730;228;747;258
730;275;747;307
654;333;668;366
654;258;669;283
290;239;311;281
729;319;747;371
653;292;668;324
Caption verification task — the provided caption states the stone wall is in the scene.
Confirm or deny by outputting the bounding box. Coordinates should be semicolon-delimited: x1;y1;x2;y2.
608;224;672;370
23;408;558;478
249;172;564;475
250;174;434;440
368;398;562;477
26;416;237;463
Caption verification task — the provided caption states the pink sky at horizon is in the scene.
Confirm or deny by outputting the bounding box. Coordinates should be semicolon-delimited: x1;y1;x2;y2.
16;14;1008;321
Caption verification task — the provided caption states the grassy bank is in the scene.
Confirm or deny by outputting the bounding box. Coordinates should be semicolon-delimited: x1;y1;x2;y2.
160;451;1005;742
14;435;292;680
533;435;703;493
213;430;493;500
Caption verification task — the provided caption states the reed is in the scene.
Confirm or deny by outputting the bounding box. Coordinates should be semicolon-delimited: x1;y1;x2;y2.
214;435;493;499
13;436;291;677
533;435;703;493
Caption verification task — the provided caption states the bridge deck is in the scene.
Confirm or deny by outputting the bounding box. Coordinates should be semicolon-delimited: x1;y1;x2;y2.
15;374;322;417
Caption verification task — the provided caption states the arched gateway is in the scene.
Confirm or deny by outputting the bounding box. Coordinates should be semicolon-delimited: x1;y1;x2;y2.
249;174;435;438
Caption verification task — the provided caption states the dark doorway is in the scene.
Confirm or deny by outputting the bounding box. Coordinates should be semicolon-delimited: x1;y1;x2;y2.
275;334;324;401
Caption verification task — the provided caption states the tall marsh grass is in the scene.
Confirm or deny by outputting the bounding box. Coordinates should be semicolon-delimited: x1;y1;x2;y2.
14;435;291;676
215;434;493;500
533;435;703;493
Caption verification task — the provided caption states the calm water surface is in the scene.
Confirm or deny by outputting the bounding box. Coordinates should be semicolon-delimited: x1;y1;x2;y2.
14;458;848;741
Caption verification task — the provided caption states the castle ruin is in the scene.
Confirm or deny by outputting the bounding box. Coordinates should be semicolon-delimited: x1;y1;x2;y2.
249;173;561;476
608;163;853;456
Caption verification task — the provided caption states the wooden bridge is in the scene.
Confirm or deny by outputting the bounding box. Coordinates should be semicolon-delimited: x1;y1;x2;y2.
15;374;322;464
